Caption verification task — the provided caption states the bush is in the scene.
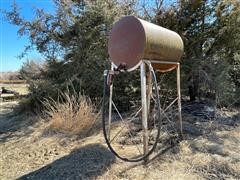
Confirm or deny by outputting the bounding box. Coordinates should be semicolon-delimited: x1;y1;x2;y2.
19;60;44;81
42;92;100;136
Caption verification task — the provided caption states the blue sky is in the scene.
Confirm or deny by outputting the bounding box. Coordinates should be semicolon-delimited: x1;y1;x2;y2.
0;0;54;72
0;0;175;72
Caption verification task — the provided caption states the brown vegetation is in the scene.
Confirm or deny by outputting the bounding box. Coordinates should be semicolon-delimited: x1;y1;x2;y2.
0;102;239;179
0;71;20;81
43;93;100;136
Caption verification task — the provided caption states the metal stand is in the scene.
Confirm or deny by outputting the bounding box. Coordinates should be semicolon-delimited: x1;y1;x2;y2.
141;60;183;156
141;60;183;138
103;60;182;162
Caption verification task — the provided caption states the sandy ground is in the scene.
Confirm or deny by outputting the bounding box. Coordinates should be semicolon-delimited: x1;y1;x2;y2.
0;101;240;180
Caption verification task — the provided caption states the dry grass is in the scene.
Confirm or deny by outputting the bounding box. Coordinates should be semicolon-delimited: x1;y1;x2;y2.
99;127;240;180
0;100;239;179
43;92;100;136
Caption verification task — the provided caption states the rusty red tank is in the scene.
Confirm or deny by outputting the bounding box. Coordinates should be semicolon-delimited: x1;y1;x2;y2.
108;16;184;72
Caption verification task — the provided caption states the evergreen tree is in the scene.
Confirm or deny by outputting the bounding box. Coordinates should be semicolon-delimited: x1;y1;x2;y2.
4;0;135;107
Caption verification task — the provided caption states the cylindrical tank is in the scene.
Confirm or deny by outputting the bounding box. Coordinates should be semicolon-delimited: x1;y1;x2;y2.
108;16;184;72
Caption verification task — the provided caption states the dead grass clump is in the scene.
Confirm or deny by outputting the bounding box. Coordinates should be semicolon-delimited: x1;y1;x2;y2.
43;92;99;136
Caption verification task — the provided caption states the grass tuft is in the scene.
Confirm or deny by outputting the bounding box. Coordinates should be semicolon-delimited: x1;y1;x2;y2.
42;92;100;136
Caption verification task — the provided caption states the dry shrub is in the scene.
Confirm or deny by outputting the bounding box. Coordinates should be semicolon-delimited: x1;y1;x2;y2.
43;92;100;136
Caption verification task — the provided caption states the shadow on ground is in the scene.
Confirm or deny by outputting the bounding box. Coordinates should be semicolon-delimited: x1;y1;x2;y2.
181;102;240;137
0;109;38;143
19;143;116;180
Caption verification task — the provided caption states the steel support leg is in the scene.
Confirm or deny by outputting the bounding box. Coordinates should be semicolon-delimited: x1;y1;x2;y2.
177;64;183;138
141;62;148;158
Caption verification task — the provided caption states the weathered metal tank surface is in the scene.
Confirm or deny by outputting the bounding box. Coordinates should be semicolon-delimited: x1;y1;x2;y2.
108;16;184;72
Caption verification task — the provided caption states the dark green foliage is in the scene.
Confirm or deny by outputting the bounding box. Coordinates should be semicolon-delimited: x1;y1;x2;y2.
4;0;129;108
3;0;240;109
153;0;240;106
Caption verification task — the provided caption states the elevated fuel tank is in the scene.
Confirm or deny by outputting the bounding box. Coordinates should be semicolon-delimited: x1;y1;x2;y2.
108;16;184;72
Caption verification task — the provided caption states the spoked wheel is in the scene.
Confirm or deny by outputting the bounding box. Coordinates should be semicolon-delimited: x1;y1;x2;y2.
102;63;161;162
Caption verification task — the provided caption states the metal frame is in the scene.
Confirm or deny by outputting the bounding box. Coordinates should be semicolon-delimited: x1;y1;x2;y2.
141;60;183;156
107;60;183;158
